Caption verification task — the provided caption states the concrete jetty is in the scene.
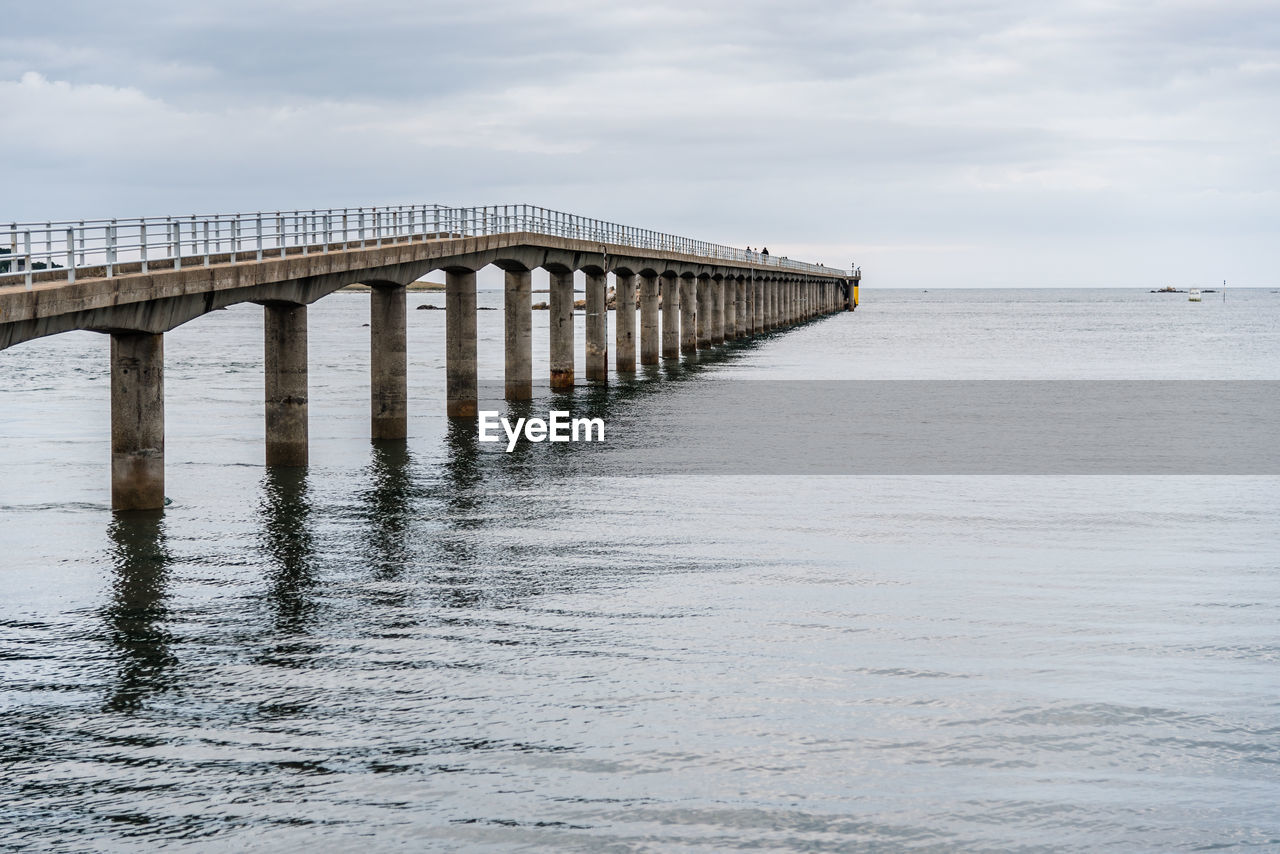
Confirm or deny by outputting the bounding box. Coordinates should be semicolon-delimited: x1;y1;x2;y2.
1;204;861;510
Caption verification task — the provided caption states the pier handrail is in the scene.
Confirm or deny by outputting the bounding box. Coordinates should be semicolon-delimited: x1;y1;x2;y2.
1;203;847;289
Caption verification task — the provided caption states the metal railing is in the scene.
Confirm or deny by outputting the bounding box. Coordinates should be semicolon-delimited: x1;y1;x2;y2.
0;203;848;289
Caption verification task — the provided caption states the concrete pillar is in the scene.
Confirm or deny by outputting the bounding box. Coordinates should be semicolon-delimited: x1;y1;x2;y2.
111;332;165;510
697;278;712;348
661;274;680;359
504;269;532;399
639;273;659;365
743;279;754;335
615;272;636;372
585;271;608;382
723;278;736;342
549;270;575;388
370;284;407;439
265;303;308;466
680;277;697;354
754;281;764;332
446;269;477;416
712;278;726;345
735;279;746;338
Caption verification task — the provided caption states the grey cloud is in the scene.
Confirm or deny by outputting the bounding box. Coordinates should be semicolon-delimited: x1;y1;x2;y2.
2;0;1277;286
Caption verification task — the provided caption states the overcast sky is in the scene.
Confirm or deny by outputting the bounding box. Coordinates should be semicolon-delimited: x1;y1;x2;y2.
3;0;1277;286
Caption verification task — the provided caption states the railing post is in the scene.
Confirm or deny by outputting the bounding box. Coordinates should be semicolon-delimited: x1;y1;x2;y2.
105;221;116;278
256;215;263;260
22;229;32;288
65;227;75;282
140;222;148;273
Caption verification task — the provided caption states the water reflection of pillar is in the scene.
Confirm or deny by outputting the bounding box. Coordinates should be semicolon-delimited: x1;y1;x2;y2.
103;513;174;712
438;419;482;595
259;467;317;634
364;441;418;579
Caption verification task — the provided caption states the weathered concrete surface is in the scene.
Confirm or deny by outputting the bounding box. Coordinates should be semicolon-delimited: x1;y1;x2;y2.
504;269;532;399
370;284;407;439
736;278;746;337
723;278;736;342
264;303;308;466
712;278;726;346
585;271;608;382
697;278;712;349
445;270;477;416
615;272;636;372
0;232;850;351
639;273;659;366
111;332;165;510
660;274;679;359
680;278;697;355
549;270;574;388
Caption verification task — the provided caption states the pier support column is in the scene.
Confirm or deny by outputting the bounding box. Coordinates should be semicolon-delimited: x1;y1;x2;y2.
735;279;746;338
446;269;478;415
615;272;636;373
712;278;726;345
754;281;764;332
550;270;575;388
639;273;659;365
265;303;308;466
111;332;165;510
262;303;307;468
680;277;697;355
585;271;608;382
370;284;407;439
504;269;532;399
723;278;736;342
697;278;712;348
661;274;680;359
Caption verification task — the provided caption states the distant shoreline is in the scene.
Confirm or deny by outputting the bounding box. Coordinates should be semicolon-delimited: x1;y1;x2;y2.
338;282;444;292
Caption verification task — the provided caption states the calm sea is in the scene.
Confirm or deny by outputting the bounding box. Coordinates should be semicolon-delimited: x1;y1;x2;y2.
2;288;1278;852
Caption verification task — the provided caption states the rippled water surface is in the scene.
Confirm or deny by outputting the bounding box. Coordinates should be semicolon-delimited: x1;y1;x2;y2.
3;288;1279;851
